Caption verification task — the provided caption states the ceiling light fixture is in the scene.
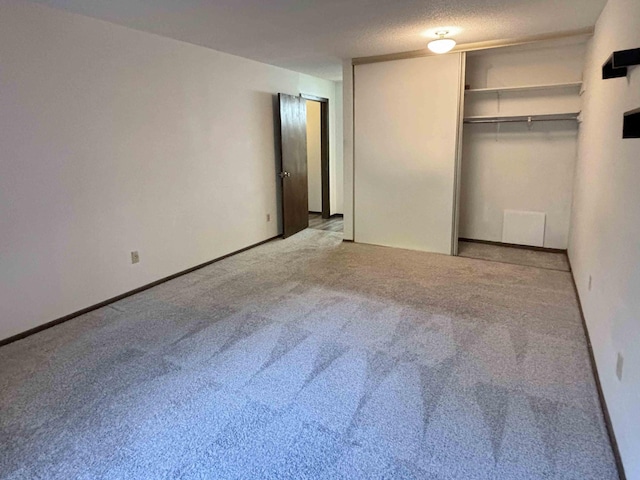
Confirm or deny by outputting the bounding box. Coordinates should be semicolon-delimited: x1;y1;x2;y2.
428;31;456;54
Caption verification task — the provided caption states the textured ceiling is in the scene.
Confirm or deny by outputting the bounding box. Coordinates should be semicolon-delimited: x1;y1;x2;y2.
28;0;606;80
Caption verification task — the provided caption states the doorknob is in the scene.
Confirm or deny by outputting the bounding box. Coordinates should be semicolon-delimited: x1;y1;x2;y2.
279;171;291;178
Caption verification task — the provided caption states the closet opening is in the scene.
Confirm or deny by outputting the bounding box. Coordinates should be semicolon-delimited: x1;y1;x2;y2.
455;40;586;270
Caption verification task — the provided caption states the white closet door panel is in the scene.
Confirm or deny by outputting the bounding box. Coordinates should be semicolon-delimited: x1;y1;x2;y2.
354;54;463;254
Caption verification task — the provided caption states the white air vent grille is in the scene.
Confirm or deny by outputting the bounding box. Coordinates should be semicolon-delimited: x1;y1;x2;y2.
502;210;546;247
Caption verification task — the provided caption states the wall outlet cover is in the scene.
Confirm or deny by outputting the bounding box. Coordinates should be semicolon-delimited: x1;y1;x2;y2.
131;251;140;264
616;353;624;381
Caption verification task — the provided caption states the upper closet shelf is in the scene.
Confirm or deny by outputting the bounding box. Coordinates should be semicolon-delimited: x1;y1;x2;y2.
464;82;582;94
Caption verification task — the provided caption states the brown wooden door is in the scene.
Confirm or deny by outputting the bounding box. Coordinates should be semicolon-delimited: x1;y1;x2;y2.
278;93;308;238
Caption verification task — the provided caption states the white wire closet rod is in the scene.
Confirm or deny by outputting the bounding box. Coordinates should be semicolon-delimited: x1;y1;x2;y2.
463;112;580;124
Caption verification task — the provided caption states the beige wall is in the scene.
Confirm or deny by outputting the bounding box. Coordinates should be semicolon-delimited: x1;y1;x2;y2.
306;101;322;212
0;0;339;341
335;82;344;214
342;62;355;239
569;0;640;477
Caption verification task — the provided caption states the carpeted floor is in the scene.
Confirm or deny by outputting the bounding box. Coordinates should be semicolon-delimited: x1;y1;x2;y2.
458;240;571;272
0;230;618;479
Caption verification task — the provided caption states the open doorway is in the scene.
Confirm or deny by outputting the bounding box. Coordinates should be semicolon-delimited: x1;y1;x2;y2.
303;94;343;233
276;92;342;238
304;95;330;220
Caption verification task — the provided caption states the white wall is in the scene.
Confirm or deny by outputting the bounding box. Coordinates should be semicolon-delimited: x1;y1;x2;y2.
465;41;587;90
342;62;354;239
460;42;586;249
460;122;579;249
335;82;344;215
354;54;463;254
306;101;322;212
569;0;640;476
0;0;338;341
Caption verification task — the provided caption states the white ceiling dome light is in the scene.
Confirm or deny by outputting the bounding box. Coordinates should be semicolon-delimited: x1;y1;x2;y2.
428;31;457;54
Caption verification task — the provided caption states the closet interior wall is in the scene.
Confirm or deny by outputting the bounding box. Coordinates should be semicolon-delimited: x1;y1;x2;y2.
459;40;587;250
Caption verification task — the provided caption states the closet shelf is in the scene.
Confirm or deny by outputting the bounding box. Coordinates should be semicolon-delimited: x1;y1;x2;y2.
463;112;581;124
464;82;582;94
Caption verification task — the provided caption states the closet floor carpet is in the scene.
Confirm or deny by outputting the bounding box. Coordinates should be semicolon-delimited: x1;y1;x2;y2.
0;230;618;479
458;240;571;272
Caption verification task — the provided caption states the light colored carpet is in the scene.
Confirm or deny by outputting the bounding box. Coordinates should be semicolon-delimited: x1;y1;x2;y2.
0;229;618;479
458;240;571;271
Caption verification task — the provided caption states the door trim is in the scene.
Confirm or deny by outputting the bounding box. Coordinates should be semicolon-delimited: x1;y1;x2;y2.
451;52;467;256
301;94;331;219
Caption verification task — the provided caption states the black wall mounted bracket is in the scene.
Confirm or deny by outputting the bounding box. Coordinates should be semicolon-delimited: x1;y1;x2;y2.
603;48;640;79
623;108;640;139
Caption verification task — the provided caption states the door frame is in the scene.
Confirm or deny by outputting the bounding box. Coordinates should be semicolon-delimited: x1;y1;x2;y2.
451;52;467;256
301;93;330;219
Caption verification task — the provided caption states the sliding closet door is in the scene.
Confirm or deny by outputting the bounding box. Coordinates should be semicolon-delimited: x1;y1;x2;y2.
354;54;464;254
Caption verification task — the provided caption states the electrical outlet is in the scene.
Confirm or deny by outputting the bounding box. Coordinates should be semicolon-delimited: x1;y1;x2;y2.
266;213;271;222
616;353;624;381
131;251;140;264
588;275;592;291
